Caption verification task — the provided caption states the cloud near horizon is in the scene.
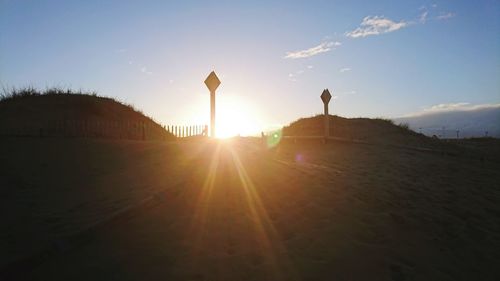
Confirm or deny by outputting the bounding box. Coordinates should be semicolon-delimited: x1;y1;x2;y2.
284;41;341;59
404;102;500;117
345;16;407;38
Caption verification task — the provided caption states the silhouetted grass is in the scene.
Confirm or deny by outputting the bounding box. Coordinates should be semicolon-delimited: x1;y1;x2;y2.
0;87;175;140
0;86;147;119
374;117;395;125
1;86;102;104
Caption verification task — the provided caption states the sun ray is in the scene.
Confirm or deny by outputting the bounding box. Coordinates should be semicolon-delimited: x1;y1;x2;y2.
228;145;297;281
188;142;222;260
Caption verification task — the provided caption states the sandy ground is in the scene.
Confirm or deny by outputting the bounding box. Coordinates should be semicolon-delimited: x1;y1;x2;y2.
1;137;500;280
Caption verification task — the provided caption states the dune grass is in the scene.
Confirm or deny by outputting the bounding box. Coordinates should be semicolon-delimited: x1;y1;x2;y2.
0;87;174;140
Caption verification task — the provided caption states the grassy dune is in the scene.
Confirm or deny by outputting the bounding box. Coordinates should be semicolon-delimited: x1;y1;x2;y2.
0;89;174;140
282;115;438;148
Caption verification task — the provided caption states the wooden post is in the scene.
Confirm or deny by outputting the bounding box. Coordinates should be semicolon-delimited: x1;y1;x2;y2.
205;71;221;138
324;102;329;138
142;122;145;140
320;89;332;142
210;91;215;138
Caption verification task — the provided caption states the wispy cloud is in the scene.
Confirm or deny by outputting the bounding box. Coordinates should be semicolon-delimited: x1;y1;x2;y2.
436;12;455;20
345;16;408;38
340;90;357;95
416;5;453;24
288;65;315;81
419;9;428;23
284;41;341;59
332;90;356;99
339;67;351;73
140;66;153;75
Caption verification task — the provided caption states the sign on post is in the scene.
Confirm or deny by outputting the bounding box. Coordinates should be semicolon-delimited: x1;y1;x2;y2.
204;71;221;138
320;89;332;139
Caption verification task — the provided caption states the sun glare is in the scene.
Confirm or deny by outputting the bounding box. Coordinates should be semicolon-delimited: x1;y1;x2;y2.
215;97;262;138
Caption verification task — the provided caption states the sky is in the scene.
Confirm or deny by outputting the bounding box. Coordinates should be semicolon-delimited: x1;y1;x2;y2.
1;0;499;136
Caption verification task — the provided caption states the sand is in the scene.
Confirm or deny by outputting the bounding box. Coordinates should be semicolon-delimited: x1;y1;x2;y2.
1;137;499;280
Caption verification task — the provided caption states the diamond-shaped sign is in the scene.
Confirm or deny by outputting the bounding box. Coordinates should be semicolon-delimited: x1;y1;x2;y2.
320;89;332;104
204;71;221;92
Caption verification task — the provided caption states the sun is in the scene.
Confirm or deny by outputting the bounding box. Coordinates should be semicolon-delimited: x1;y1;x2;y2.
215;97;262;138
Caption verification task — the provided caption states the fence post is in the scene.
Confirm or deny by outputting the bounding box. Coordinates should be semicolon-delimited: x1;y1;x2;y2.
142;122;145;140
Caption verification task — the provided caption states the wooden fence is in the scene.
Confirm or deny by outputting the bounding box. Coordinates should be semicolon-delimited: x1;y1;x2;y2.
0;120;208;140
164;125;208;138
0;120;169;141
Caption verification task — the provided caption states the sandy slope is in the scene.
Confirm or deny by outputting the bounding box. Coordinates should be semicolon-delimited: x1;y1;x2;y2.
1;137;500;280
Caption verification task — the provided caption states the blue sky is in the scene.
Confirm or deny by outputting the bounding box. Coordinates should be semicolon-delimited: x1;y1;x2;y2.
1;0;499;136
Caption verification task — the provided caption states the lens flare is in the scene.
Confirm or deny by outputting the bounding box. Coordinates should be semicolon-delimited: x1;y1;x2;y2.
265;129;282;149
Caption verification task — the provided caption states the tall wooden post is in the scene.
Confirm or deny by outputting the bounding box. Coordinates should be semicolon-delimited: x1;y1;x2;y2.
142;122;145;140
324;102;329;137
210;91;215;137
320;89;332;140
204;71;221;138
